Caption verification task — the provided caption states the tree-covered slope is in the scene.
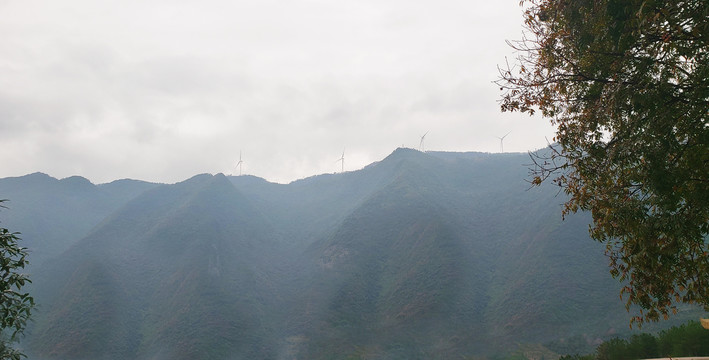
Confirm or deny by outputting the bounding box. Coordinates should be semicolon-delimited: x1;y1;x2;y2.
285;158;489;359
28;174;279;360
0;149;699;360
0;172;157;265
275;149;635;359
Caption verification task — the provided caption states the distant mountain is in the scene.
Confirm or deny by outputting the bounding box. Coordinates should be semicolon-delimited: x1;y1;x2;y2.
0;149;699;360
0;173;158;265
29;174;279;359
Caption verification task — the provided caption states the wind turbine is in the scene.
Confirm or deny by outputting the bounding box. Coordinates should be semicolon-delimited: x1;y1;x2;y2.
336;148;345;173
496;131;511;153
236;151;243;176
419;131;428;152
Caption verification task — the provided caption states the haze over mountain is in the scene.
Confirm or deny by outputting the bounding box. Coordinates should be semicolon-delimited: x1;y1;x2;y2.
0;149;699;359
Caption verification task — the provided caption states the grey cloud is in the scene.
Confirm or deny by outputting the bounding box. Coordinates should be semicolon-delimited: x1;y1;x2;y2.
0;0;555;184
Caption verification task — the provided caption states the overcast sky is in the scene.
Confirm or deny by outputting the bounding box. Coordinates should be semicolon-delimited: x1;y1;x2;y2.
0;0;554;184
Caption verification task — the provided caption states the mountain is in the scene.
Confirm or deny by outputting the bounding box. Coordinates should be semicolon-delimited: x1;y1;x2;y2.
0;149;699;359
29;174;280;359
286;160;490;358
270;149;627;359
0;173;158;265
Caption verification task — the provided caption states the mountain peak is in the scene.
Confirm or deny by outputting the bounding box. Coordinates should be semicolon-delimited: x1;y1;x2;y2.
386;147;427;160
59;175;94;189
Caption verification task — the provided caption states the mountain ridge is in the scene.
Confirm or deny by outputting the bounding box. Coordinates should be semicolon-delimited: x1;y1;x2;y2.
0;149;700;359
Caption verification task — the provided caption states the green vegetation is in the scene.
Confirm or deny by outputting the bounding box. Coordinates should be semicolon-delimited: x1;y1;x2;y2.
2;150;704;359
29;174;278;359
560;320;709;360
0;201;34;360
0;173;157;266
499;0;709;325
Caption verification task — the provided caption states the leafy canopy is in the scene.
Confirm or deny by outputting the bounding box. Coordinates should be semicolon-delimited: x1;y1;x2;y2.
498;0;708;325
0;201;34;360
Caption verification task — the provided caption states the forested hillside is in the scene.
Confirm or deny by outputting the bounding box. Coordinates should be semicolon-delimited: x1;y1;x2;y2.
0;149;700;359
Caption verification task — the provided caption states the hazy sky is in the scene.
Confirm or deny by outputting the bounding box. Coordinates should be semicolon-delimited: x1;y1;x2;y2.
0;0;554;184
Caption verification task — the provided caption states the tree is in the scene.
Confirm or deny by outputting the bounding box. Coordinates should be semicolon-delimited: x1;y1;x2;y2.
578;320;709;359
658;320;709;356
595;338;629;360
0;201;34;359
498;0;708;326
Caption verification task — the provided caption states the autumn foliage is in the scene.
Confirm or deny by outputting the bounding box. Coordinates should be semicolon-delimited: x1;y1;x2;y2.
498;0;708;325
